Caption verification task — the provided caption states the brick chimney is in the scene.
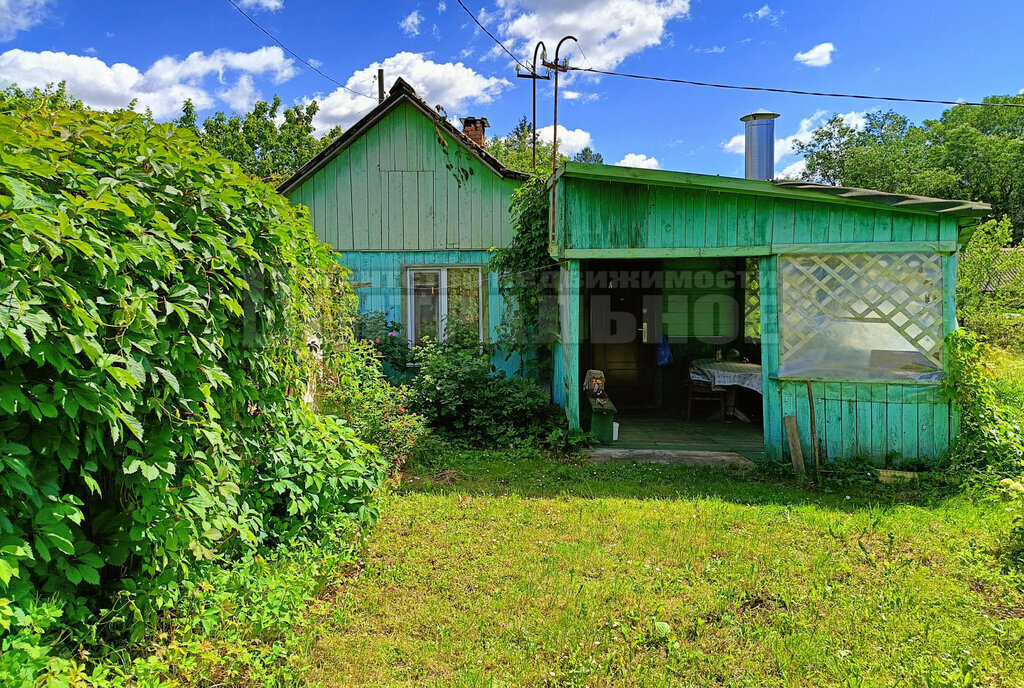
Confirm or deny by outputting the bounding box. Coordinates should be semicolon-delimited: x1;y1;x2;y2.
459;116;489;147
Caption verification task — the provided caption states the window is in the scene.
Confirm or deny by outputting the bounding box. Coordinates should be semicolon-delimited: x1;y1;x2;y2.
406;266;483;345
778;253;943;381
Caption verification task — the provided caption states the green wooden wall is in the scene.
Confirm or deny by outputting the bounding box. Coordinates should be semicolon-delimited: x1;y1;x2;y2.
555;177;959;252
286;101;519;251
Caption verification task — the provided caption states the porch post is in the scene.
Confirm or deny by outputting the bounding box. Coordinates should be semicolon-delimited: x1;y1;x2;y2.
559;260;582;429
759;255;782;461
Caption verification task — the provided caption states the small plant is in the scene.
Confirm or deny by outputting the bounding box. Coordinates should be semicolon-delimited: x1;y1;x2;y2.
354;310;413;374
998;469;1024;568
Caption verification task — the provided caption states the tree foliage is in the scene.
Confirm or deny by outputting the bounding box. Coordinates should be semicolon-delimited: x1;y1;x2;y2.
795;96;1024;232
0;87;384;679
572;146;604;164
486;115;571;175
176;96;342;183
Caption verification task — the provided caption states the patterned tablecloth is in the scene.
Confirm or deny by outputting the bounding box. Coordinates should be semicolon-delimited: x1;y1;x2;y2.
690;359;763;395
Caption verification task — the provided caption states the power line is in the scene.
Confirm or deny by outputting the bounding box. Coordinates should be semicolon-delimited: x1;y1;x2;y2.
567;66;1024;109
224;0;376;101
454;0;531;73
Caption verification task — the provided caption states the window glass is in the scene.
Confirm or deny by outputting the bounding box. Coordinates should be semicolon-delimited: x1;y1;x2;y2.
411;271;440;345
778;253;943;381
447;268;481;339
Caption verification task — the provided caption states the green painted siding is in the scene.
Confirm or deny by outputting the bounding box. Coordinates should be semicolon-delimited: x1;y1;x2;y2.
287;101;518;251
556;177;945;252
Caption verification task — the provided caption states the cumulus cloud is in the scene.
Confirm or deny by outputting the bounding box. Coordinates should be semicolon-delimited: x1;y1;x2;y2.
495;0;691;70
794;42;834;67
562;90;600;103
400;10;423;36
534;124;593;155
0;46;296;118
218;73;260;111
311;51;511;133
778;159;806;180
722;134;745;155
1;0;55;41
616;153;660;169
240;0;283;10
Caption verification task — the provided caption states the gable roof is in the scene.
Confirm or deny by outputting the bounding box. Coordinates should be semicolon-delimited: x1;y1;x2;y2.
551;162;991;219
278;78;528;196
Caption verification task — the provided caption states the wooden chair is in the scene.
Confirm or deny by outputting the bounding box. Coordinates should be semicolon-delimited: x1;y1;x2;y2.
682;358;728;421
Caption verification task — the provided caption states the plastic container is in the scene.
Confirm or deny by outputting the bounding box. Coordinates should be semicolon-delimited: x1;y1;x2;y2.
612;422;620;442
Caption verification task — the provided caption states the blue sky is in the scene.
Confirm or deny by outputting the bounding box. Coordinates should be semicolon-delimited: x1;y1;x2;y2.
2;0;1022;178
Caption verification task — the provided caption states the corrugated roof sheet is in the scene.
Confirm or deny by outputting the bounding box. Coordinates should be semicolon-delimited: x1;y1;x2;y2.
772;180;990;217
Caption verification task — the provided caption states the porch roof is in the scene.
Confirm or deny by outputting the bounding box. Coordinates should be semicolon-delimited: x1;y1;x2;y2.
549;162;991;218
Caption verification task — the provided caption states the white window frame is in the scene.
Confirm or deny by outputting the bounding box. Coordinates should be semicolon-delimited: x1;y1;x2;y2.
406;266;484;345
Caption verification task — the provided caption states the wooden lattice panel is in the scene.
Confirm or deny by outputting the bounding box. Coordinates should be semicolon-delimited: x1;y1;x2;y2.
779;253;943;367
744;257;760;342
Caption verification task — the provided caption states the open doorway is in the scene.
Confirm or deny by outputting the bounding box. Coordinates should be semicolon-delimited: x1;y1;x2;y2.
581;257;763;453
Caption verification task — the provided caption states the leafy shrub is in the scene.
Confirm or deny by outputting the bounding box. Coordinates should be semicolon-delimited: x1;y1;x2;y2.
999;471;1024;569
0;88;384;680
958;218;1024;352
410;333;580;448
943;330;1024;476
354;309;413;376
320;340;426;470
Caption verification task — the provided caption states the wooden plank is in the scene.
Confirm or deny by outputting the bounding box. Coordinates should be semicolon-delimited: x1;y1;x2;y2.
873;210;892;242
810;202;829;244
824;382;843;460
719;193;738;247
918;398;934;460
418;171;434;251
841;382;858;459
810;381;826;466
773;198;796;244
902;390;919;462
886;385;903;459
933;401;950;459
388;171;404;251
827;204;844;243
856;383;873;461
336;150;353;251
759;256;781;460
793;201;813;244
737;195;756;247
704;191;720;248
853;208;874;242
891;213;914;242
871;384;888;462
754;196;774;246
840;207;856;243
794;382;813;467
784;416;805;475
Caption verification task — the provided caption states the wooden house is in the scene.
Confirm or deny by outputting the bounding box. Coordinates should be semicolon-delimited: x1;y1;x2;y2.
283;81;991;465
278;78;527;372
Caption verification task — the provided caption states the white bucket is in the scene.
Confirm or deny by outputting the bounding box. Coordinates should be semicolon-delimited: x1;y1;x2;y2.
612;422;620;442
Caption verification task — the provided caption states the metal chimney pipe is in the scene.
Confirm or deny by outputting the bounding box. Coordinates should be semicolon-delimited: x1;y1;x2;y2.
740;109;780;180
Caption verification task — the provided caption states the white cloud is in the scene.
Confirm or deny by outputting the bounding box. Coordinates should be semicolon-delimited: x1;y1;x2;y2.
438;0;447;10
616;153;660;169
400;10;423;36
311;51;511;133
1;0;55;41
722;134;744;155
218;73;260;111
794;42;834;67
495;0;691;71
0;47;295;118
240;0;283;10
778;159;805;180
744;4;782;25
563;90;600;103
693;45;725;54
534;124;593;155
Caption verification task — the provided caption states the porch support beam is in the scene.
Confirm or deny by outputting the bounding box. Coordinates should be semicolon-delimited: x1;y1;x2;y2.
559;241;957;260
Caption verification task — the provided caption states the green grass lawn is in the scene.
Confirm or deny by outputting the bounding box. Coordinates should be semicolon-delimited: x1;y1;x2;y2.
304;450;1024;687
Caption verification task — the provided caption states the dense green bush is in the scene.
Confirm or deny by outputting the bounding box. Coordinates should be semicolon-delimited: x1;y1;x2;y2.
944;330;1024;476
0;89;385;681
319;339;426;470
409;332;591;450
958;218;1024;352
354;309;413;376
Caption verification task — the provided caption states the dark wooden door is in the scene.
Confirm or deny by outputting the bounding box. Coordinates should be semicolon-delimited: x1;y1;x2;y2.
589;263;661;408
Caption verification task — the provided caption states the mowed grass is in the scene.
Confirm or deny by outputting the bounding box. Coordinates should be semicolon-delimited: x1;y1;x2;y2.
305;450;1024;687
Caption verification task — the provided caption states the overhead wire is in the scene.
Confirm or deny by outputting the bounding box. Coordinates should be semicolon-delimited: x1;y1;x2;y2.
454;0;532;73
566;66;1024;108
224;0;377;100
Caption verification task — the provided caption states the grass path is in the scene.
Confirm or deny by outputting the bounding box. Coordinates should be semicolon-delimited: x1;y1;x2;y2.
305;451;1024;687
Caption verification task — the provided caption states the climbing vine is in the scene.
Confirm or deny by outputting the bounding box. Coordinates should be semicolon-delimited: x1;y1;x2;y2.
490;175;559;379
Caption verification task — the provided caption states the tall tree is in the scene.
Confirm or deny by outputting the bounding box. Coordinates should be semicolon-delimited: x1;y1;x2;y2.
485;115;569;175
572;146;604;164
794;96;1024;232
176;97;341;183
